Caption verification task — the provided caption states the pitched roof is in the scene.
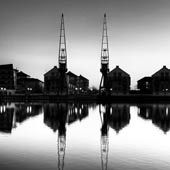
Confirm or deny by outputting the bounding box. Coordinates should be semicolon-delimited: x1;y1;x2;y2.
67;71;77;78
138;77;151;83
109;118;129;133
20;78;44;83
108;66;130;77
44;66;59;76
17;71;30;78
78;75;89;81
152;66;170;77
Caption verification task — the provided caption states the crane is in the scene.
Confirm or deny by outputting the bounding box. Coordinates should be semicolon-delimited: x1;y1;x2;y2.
99;14;109;95
58;13;68;95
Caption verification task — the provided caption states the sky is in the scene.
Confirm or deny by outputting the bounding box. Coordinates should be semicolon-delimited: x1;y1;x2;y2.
1;0;170;89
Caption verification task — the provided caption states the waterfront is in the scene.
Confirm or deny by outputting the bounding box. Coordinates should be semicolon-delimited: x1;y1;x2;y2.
0;103;170;170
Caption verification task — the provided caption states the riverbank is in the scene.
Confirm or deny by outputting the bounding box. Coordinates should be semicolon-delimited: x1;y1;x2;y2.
1;94;170;103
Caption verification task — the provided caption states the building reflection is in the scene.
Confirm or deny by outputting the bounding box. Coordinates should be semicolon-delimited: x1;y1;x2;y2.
0;103;14;133
100;104;130;134
15;103;43;123
68;103;88;125
44;103;68;132
138;105;153;120
99;104;130;170
138;104;170;133
44;103;68;170
88;103;98;110
43;103;89;170
109;104;130;133
0;103;42;134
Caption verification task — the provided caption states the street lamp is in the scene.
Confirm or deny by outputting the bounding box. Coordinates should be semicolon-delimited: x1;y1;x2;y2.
27;87;32;94
0;87;7;95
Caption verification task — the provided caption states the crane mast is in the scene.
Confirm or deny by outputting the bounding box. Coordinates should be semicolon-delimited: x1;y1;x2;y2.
99;14;109;94
59;13;67;72
58;13;68;95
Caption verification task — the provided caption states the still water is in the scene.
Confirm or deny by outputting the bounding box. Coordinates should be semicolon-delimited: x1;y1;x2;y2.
0;102;170;170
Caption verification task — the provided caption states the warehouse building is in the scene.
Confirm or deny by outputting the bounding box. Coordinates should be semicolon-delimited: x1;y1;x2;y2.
67;71;77;94
44;66;66;94
152;66;170;95
0;64;17;95
107;66;130;95
137;77;152;94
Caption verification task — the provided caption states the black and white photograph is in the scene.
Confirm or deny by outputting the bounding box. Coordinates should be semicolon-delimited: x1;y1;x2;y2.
1;0;170;170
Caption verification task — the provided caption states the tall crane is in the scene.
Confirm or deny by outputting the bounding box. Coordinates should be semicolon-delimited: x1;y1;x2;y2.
58;13;68;95
99;14;109;94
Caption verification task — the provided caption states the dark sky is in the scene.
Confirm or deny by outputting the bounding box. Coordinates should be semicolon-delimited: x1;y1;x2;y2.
1;0;170;88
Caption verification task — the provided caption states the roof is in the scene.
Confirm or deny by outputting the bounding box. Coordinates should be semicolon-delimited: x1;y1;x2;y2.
17;71;30;78
108;66;130;77
28;78;43;83
20;78;44;83
138;77;151;83
152;66;170;77
109;119;129;133
67;71;77;78
0;64;13;70
44;66;59;76
78;75;89;81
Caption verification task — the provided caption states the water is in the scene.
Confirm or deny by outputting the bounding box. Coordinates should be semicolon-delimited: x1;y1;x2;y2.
0;102;170;170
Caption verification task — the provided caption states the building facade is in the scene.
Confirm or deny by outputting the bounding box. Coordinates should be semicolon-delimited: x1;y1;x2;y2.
44;67;89;95
17;78;44;94
107;66;130;95
44;66;68;95
137;77;152;94
44;66;62;94
67;72;89;95
77;75;89;92
16;71;43;94
16;71;30;93
0;64;17;95
67;71;77;94
152;66;170;95
17;71;30;80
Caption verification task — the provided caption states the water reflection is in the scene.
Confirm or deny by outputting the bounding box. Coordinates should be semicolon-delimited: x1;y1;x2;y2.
68;103;89;125
44;103;89;170
44;103;68;170
1;102;170;170
0;103;14;133
138;104;170;133
0;103;43;134
44;103;68;133
15;103;43;123
100;104;130;134
99;104;130;170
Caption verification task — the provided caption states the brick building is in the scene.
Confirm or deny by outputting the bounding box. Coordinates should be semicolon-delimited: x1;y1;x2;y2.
107;66;130;95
